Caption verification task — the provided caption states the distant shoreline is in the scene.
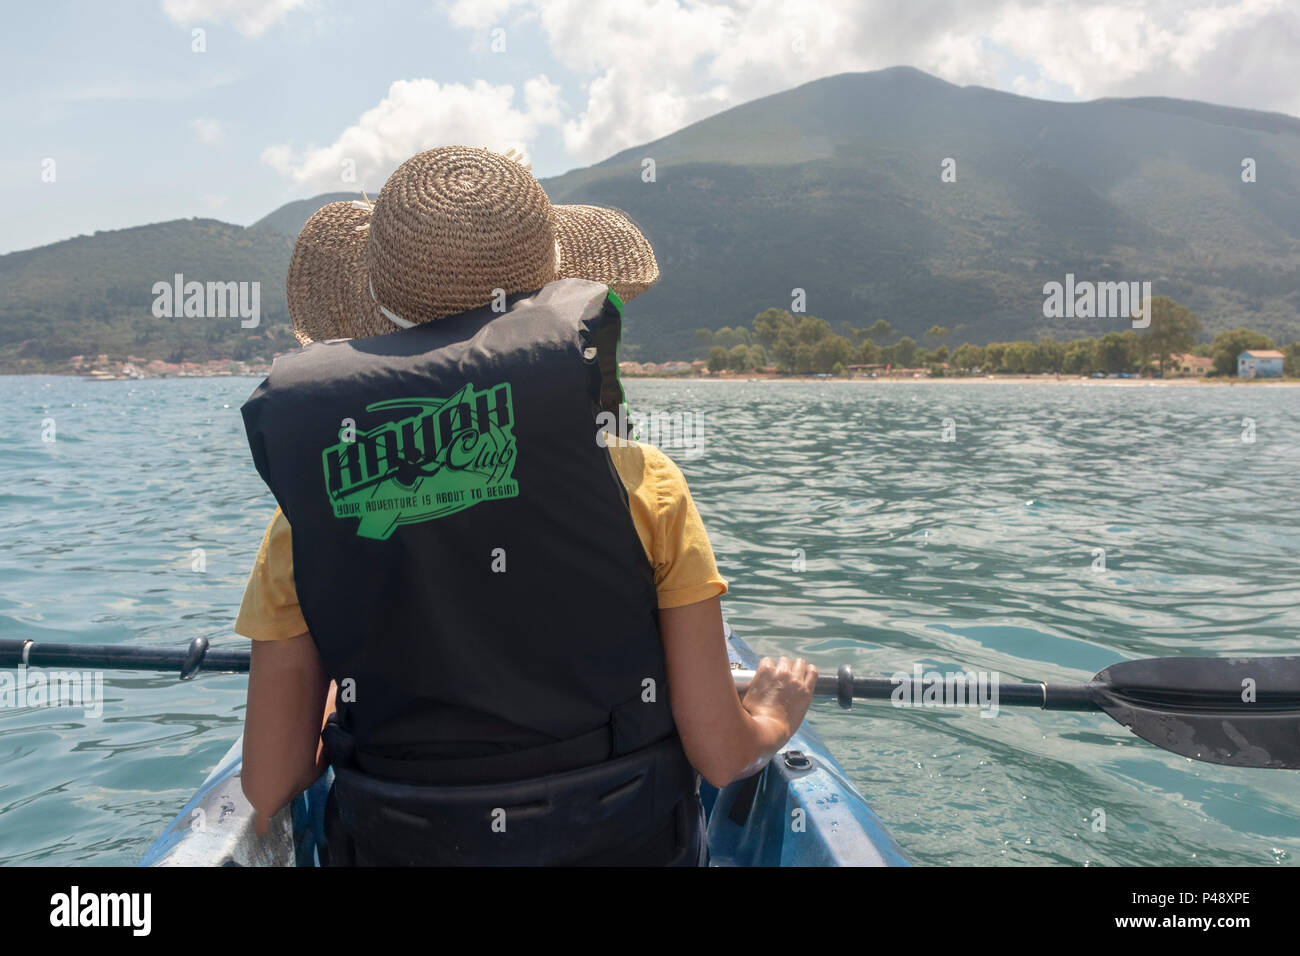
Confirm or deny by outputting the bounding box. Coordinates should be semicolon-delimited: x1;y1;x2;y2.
2;371;1296;387
625;374;1299;387
0;370;268;380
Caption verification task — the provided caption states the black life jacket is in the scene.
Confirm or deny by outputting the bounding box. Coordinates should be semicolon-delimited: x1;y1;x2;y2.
241;278;702;865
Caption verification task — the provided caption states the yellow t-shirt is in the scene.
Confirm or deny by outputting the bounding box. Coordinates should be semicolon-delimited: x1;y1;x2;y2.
234;440;728;641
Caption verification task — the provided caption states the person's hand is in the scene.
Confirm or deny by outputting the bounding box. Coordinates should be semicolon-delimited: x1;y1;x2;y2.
741;657;818;739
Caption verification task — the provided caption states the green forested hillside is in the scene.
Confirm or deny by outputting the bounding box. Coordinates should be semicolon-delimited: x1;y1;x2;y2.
0;220;297;368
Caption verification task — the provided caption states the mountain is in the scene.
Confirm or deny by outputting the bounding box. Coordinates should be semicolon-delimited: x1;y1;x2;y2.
0;219;297;367
536;67;1300;356
248;191;366;239
3;67;1298;368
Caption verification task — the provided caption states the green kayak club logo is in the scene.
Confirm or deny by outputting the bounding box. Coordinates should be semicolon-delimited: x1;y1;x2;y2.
323;382;518;540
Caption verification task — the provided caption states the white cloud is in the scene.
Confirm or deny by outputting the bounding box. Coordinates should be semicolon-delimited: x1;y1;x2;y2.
262;76;564;191
189;117;228;143
985;0;1290;95
161;0;311;37
441;0;1006;162
265;0;1300;185
446;0;531;30
462;0;1300;162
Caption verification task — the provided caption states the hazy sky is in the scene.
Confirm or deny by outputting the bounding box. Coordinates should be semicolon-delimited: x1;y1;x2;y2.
3;0;1297;254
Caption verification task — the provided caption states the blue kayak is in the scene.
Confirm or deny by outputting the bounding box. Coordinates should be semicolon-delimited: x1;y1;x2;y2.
140;625;907;866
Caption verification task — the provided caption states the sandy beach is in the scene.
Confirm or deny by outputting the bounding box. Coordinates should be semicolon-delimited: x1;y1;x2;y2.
628;374;1299;387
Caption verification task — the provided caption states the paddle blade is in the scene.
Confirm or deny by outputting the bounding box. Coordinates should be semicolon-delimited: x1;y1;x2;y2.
1093;656;1300;770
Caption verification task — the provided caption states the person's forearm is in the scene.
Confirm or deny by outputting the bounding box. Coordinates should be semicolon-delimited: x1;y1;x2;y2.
247;686;336;830
243;634;330;834
659;598;816;789
730;713;794;782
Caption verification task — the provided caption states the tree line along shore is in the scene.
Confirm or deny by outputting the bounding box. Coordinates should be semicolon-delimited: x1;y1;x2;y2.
663;297;1299;379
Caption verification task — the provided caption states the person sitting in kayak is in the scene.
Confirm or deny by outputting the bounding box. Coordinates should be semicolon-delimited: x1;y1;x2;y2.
233;146;818;865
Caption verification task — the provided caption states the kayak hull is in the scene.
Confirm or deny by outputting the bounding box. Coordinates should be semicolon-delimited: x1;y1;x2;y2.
140;625;907;866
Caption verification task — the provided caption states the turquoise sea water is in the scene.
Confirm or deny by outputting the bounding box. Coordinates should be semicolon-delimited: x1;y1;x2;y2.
1;374;1298;866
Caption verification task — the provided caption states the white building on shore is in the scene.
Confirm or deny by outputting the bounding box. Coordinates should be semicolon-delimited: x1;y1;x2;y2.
1238;350;1284;379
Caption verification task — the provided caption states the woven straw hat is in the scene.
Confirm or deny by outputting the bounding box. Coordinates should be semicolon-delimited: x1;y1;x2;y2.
286;146;658;343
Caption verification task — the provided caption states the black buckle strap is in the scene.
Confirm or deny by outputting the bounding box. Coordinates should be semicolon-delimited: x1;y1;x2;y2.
325;718;615;786
322;729;697;866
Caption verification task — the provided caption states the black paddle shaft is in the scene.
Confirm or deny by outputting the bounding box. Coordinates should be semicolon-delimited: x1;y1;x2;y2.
733;667;1102;710
0;636;248;679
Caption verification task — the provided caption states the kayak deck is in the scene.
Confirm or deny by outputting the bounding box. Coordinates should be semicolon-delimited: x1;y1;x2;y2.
140;625;906;866
705;625;906;866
